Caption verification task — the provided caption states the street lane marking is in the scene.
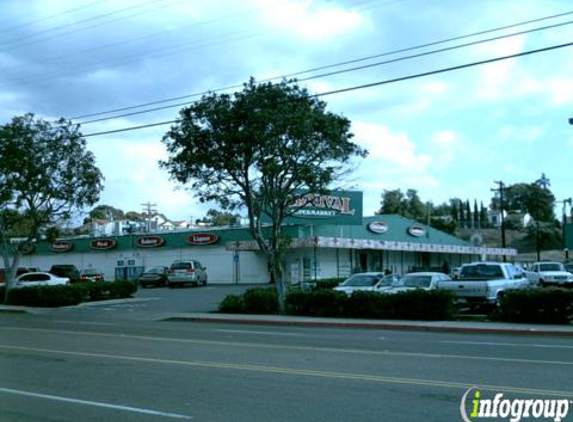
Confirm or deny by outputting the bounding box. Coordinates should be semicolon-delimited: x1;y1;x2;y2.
1;326;572;366
0;387;192;419
442;340;573;349
51;320;116;326
0;344;571;398
214;329;304;336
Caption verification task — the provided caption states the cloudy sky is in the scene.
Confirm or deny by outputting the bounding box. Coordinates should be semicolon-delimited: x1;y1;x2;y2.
1;0;572;222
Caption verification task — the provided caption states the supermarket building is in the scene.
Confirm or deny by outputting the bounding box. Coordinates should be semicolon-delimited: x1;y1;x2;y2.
17;211;516;284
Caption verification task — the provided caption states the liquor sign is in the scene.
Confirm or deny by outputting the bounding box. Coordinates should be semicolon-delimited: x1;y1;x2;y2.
186;233;219;245
367;221;389;234
50;241;74;253
407;225;426;237
90;238;117;250
135;235;165;248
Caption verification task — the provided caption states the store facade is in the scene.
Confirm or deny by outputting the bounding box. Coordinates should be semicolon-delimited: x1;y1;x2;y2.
16;214;516;284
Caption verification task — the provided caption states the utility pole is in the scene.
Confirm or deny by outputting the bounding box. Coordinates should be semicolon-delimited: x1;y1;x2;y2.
492;181;507;262
141;202;157;233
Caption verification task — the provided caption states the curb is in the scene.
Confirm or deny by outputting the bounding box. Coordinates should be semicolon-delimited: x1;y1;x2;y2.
164;315;573;338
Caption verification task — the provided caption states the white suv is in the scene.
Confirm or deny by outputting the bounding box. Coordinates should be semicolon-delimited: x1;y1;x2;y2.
526;262;573;287
166;260;208;287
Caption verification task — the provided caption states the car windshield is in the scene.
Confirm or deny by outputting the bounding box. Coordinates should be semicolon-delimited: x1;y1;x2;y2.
341;274;381;287
146;267;164;274
400;275;432;288
538;263;563;272
460;265;504;280
171;262;192;270
82;269;100;275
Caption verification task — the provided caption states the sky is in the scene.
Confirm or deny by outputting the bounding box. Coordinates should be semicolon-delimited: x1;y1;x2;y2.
1;0;572;223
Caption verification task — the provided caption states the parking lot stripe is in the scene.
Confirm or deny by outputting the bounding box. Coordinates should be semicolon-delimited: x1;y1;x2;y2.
0;387;192;419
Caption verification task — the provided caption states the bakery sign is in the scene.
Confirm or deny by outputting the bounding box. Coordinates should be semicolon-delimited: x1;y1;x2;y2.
407;225;426;237
50;241;74;253
186;233;219;245
135;235;165;248
90;238;117;250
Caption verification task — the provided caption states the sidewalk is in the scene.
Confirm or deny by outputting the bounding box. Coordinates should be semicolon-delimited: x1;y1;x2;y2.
2;301;573;337
164;312;573;337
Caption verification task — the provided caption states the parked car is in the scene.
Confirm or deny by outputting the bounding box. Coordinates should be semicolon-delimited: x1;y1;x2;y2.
333;272;401;296
14;272;69;288
137;266;168;288
79;268;105;282
0;266;41;284
525;261;573;287
388;272;450;293
166;260;208;287
565;263;573;274
49;264;80;284
436;261;529;307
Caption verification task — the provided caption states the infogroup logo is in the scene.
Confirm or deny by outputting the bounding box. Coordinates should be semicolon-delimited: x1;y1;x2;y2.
460;387;571;422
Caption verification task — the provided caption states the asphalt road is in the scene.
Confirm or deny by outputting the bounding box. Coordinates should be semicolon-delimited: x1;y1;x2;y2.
1;305;572;422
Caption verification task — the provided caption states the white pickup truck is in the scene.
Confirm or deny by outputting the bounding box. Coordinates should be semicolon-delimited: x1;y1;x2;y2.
436;262;529;308
526;261;573;287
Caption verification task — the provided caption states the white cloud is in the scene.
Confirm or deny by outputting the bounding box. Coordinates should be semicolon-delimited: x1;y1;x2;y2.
498;125;543;144
257;0;363;40
475;35;526;100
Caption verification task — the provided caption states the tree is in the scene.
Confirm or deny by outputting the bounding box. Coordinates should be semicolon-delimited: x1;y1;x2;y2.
161;79;366;313
379;189;406;215
198;209;240;226
405;189;426;221
0;114;103;298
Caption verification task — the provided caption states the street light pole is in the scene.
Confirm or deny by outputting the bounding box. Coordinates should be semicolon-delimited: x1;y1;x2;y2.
492;181;507;262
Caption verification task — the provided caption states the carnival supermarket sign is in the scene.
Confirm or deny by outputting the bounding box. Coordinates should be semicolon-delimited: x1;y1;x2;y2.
283;190;363;226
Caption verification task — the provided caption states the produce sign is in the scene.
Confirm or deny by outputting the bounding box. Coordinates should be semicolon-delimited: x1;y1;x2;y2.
50;241;74;253
367;221;389;234
90;238;117;250
135;235;165;248
186;233;219;245
407;225;426;237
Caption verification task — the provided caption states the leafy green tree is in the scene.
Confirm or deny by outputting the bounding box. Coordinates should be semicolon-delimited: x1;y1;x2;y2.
161;79;366;313
198;209;240;226
405;189;426;221
492;182;555;222
0;114;103;297
379;189;406;215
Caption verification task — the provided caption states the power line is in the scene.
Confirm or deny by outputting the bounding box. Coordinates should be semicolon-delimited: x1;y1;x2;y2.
0;0;111;35
71;9;573;122
77;19;573;125
83;40;573;138
0;0;188;51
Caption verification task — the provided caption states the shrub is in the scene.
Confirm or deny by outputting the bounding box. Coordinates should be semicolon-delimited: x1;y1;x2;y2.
107;280;138;299
286;289;346;317
494;288;573;324
313;278;345;290
242;287;279;314
383;290;457;320
218;294;244;313
7;285;83;307
342;291;390;319
5;280;137;307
